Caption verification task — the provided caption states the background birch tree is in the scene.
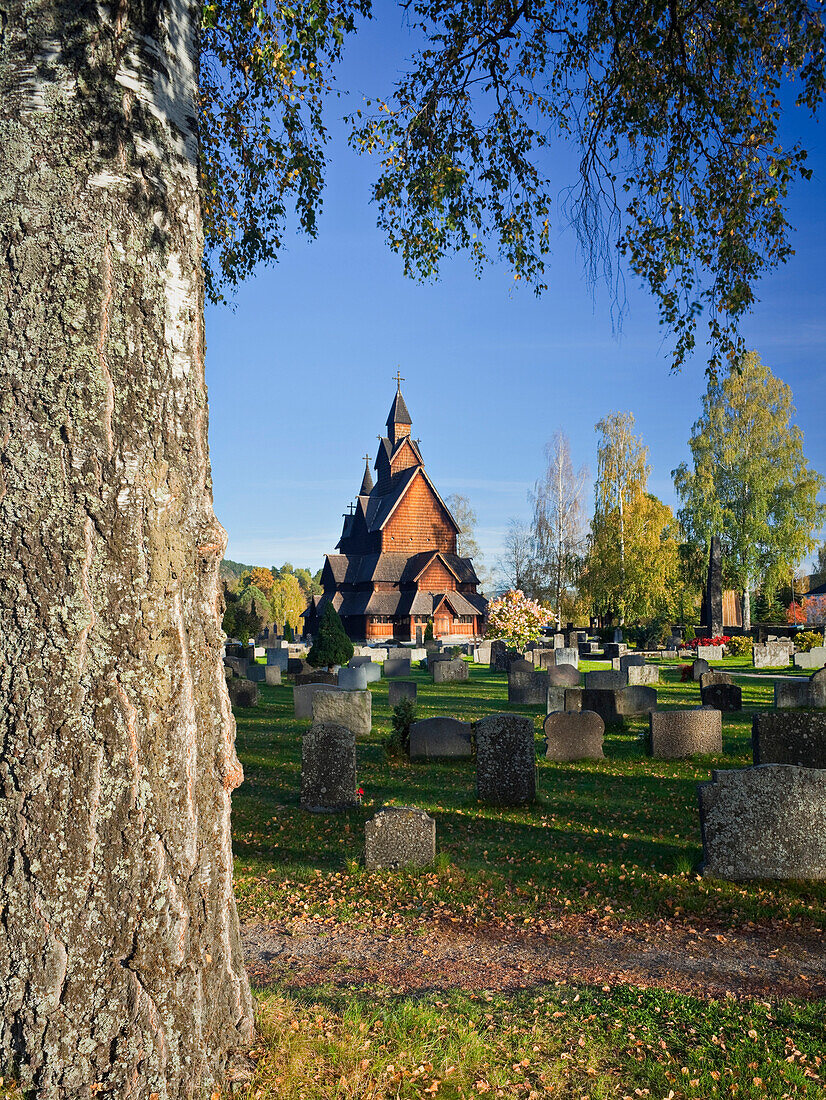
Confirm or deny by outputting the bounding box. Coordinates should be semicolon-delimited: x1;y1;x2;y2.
530;431;588;627
673;352;826;630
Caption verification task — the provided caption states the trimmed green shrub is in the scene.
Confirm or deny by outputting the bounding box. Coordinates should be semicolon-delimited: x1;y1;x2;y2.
387;697;417;757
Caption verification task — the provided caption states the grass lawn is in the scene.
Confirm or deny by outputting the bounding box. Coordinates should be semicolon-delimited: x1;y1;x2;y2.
232;660;825;1099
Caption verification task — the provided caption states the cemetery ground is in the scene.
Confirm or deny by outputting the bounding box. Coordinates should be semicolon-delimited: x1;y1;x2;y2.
231;658;825;1099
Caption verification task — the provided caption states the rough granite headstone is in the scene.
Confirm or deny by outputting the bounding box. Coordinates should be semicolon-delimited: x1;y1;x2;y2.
364;807;436;870
311;688;372;738
752;712;826;769
753;641;789;669
388;680;417;707
543;711;605;761
508;666;549;705
384;658;412;678
432;658;469;683
698;765;826;880
247;664;266;682
490;640;520;673
696;644;724;661
626;664;659;686
649;709;723;758
704;534;723;637
700;670;733;688
387;647;411;661
228;678;258;708
546;687;584;714
555;647;579;670
547;664;580;687
300;722;357;812
476;714;535;805
409;717;472;759
224;655;249;679
264;665;282;686
582;686;657;725
603;643;628;660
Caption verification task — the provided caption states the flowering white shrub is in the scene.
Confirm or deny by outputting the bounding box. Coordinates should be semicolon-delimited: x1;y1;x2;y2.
485;590;553;649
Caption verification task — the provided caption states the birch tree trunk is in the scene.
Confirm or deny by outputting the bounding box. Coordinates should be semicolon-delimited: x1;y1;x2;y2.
0;0;254;1093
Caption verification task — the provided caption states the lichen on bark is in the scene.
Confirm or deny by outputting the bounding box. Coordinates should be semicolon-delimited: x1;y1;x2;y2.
0;0;254;1094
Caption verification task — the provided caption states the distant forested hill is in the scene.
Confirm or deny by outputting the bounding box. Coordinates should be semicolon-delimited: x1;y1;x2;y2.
220;558;253;581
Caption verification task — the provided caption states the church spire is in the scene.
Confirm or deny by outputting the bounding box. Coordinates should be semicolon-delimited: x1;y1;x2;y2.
359;453;374;495
386;370;412;446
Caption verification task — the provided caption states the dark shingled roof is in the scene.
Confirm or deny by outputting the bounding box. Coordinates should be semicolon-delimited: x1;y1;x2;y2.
386;387;412;429
323;552;480;588
359;458;374;495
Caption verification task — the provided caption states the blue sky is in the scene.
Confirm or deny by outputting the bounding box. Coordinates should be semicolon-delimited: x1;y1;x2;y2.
205;10;826;581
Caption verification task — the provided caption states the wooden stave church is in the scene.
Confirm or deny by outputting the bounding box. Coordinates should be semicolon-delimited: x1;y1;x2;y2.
304;382;488;642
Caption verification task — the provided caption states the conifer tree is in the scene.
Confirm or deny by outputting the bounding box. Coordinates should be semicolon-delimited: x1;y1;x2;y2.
308;604;354;669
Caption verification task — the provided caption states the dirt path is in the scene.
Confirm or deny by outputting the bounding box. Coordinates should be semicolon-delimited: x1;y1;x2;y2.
242;915;825;1002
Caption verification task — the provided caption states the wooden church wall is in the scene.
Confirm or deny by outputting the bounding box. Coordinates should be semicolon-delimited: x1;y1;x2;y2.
382;473;455;554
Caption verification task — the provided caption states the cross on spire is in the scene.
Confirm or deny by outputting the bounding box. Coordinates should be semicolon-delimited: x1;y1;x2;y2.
393;369;405;390
363;453;371;465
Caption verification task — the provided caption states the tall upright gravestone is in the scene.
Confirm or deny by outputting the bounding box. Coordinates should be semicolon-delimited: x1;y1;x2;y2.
704;535;723;637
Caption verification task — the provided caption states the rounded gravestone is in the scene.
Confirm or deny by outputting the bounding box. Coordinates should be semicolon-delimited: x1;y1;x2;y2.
810;667;826;709
692;658;709;681
543;711;604;761
300;722;357;812
700;681;742;712
547;664;580;687
648;709;722;758
475;714;535;805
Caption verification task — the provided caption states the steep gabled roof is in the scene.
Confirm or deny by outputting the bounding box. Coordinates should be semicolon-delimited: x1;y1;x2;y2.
412;551;463;584
371;466;461;534
359;457;374;495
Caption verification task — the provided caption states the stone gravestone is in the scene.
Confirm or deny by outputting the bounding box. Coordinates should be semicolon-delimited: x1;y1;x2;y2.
696;644;724;661
364;807;436;870
810;667;826;707
547;664;580;687
584;669;625;691
311;688;372;738
266;649;289;671
409;717;473;760
753;641;789;669
692;658;709;681
432;658;469;683
752;712;826;769
294;683;342;720
773;679;811;709
582;686;657;726
613;628;623;643
698;765;826;880
264;665;282;686
388;680;417;706
554;647;579;670
508;665;549;706
700;672;742;711
295;670;337;686
224;655;249;678
649;709;723;759
288;656;312;676
300;723;357;812
546;687;584;714
475;642;492;665
363;662;382;683
490;640;519;673
338;664;368;691
619;653;645;671
794;647;826;670
603;643;627;660
387;647;411;661
626;664;659;686
704;533;723;637
543;711;604;761
476;715;535;805
228;678;257;708
384;658;412;678
246;664;266;682
349;655;374;668
552;633;565;649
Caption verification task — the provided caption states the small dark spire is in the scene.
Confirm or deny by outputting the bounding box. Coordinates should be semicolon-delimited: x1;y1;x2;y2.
359;453;374;495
